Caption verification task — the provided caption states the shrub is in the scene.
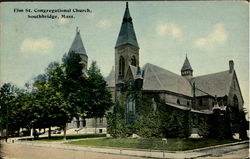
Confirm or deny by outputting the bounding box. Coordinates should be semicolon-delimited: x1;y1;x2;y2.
106;104;127;138
134;112;162;138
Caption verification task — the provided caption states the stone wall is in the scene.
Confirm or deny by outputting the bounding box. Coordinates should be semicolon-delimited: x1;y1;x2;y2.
159;92;192;107
228;72;244;110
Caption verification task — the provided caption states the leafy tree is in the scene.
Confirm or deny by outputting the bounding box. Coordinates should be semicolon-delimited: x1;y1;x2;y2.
0;83;21;139
32;62;74;139
9;88;33;135
62;52;88;114
85;61;113;133
107;103;127;138
62;51;83;80
87;61;113;118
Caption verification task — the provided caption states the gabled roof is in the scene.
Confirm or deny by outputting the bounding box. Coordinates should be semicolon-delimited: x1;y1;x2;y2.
181;56;193;72
69;29;87;55
115;2;139;48
142;63;192;97
128;65;138;79
192;70;233;97
126;65;143;81
105;66;115;88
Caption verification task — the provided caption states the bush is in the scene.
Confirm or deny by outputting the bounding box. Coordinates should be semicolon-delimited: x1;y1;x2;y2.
197;117;209;137
106;104;127;138
134;112;162;138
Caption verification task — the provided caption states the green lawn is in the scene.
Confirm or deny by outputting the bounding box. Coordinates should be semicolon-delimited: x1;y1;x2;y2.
21;134;106;142
67;138;237;151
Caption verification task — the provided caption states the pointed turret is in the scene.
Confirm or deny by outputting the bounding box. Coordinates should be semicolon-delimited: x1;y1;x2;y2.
181;55;193;78
115;2;139;48
69;27;87;55
69;27;88;74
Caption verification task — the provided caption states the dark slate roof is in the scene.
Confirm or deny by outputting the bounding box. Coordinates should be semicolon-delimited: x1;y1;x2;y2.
105;66;115;88
192;70;233;97
142;63;192;97
181;56;193;71
69;30;87;55
115;3;139;48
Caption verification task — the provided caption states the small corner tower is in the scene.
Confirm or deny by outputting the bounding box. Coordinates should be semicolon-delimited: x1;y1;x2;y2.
181;55;193;79
69;27;88;73
115;2;140;84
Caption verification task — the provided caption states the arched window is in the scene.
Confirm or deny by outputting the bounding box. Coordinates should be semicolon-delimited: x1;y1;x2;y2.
177;99;180;105
126;95;136;123
119;56;125;78
187;101;190;107
233;95;238;107
131;56;136;66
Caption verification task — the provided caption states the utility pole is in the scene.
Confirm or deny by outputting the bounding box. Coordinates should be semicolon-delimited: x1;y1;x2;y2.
5;103;8;142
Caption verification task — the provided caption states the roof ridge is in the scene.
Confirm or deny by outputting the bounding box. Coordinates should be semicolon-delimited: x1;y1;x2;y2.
143;63;182;77
192;70;229;79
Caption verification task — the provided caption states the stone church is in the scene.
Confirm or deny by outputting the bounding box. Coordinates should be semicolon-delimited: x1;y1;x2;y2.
106;2;245;137
67;2;245;136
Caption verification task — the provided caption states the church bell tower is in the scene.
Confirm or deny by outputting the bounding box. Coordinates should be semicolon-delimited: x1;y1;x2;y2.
69;27;88;74
115;2;140;84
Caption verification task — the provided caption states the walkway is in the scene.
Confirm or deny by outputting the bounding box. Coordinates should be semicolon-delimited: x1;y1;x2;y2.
1;138;249;159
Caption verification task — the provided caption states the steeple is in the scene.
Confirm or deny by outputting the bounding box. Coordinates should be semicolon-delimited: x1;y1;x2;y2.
69;27;87;55
181;55;193;78
69;27;88;74
115;2;139;48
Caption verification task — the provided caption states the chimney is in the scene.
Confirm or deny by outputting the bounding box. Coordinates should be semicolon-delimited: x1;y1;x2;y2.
229;60;234;73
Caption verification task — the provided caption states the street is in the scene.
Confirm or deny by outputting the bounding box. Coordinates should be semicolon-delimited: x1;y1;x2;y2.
1;142;249;159
1;143;146;159
199;148;249;159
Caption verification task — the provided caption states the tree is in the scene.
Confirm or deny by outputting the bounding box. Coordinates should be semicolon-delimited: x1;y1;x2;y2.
87;61;113;132
87;61;113;118
62;51;83;80
62;52;90;137
63;52;112;134
0;83;20;140
32;62;74;139
106;103;127;138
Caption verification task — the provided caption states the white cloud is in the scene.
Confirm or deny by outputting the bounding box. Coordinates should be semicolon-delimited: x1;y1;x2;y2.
20;37;54;55
58;17;69;24
155;22;183;39
195;23;228;48
97;19;111;28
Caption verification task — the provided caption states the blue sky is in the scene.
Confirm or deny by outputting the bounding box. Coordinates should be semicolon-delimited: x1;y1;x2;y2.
0;2;249;110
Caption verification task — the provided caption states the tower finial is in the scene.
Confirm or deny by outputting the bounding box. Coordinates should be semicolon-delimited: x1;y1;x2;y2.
76;26;78;33
126;2;128;8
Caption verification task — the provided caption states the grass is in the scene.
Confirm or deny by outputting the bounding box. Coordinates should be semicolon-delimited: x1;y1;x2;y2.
67;138;237;151
20;134;106;142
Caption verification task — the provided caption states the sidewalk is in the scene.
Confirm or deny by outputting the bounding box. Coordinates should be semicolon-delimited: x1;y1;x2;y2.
8;139;248;159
